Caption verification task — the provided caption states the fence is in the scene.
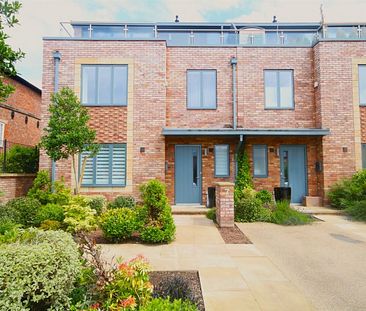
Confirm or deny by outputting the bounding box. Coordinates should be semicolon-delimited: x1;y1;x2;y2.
0;139;39;173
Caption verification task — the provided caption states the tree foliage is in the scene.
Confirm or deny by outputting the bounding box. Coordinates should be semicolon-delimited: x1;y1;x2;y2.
0;0;25;102
40;87;99;193
235;149;253;191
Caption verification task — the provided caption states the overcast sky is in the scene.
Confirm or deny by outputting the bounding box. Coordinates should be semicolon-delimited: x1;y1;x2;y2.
7;0;366;88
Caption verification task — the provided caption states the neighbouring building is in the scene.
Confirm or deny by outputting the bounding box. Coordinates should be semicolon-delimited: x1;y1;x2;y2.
40;21;366;206
0;75;42;148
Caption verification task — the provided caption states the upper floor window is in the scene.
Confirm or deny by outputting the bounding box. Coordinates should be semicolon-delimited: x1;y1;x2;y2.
80;144;127;187
264;69;294;109
81;65;128;106
359;65;366;105
187;69;217;109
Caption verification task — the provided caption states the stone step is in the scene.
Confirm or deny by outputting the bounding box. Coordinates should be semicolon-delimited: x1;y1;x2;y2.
172;205;209;215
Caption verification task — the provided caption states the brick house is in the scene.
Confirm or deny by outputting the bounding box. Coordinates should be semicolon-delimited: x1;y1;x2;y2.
40;21;366;206
0;75;41;148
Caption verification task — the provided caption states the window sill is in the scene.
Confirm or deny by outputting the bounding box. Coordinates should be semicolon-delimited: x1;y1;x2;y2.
264;107;295;110
187;107;217;110
253;175;268;178
81;184;126;188
82;104;127;107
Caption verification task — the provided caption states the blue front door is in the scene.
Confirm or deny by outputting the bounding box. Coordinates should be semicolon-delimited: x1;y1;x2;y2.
280;145;307;203
175;145;201;204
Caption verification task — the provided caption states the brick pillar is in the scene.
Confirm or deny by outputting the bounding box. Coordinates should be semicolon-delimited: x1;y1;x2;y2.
215;182;234;227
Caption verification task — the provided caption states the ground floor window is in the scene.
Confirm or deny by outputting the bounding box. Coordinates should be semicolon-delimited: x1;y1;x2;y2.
80;143;126;187
253;144;268;177
214;144;230;177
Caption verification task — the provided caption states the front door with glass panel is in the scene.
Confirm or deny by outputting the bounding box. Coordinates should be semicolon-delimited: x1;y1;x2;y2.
280;145;307;203
175;145;201;204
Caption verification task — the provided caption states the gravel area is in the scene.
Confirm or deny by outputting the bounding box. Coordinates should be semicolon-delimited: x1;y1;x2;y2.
217;224;252;244
150;270;205;311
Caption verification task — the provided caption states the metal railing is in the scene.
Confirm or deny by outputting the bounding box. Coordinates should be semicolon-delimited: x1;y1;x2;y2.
0;140;39;173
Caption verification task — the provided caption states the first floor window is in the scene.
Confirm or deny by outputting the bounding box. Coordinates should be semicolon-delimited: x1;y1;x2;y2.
264;69;294;109
215;144;229;177
253;145;268;177
362;144;366;169
187;69;217;109
81;64;128;106
359;65;366;105
80;144;126;187
0;122;4;147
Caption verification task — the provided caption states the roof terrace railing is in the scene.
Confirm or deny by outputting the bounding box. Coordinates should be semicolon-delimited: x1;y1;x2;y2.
58;22;366;46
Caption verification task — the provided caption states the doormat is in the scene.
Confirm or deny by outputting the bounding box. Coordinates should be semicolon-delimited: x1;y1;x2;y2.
217;224;252;244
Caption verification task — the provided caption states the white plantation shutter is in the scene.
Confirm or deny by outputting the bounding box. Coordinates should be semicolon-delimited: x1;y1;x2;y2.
80;144;126;186
215;145;229;177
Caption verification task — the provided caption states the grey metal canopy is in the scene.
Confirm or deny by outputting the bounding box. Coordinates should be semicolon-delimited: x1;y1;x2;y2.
162;128;330;136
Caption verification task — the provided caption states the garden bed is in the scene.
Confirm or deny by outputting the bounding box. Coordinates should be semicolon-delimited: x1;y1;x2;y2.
150;270;205;311
217;224;252;244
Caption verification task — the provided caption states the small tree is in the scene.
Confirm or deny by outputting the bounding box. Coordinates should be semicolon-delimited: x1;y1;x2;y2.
40;87;99;194
235;149;253;191
0;0;25;102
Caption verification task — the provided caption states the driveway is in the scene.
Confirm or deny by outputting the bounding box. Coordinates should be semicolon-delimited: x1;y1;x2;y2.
236;215;366;311
102;215;314;311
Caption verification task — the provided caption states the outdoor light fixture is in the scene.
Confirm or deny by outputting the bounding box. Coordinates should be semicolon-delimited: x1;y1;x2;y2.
25;116;28;124
140;147;145;153
11;111;15;119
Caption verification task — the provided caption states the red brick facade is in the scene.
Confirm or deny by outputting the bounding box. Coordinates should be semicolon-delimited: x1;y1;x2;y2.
40;37;366;205
0;76;41;147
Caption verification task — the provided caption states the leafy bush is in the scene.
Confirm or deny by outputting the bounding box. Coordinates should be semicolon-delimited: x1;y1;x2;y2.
102;256;153;309
86;196;106;215
40;220;62;230
271;201;313;225
235;150;253;191
0;229;82;310
0;145;39;173
5;197;41;227
28;170;72;205
327;170;366;209
255;189;273;205
346;200;366;221
35;203;65;225
234;188;271;222
63;201;97;233
139;180;176;243
108;195;136;209
100;208;140;242
139;298;198;311
206;208;216;222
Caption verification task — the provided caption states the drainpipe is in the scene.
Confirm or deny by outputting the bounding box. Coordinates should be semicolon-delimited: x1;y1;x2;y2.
230;56;238;130
51;51;61;184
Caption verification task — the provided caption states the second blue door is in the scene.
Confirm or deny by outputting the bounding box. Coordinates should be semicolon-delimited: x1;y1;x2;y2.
280;145;307;203
175;145;201;204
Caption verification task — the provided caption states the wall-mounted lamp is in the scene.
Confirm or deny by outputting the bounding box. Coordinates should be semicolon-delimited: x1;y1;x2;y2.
37;121;40;128
25;116;28;124
203;148;208;156
11;111;15;119
140;147;145;153
342;147;348;153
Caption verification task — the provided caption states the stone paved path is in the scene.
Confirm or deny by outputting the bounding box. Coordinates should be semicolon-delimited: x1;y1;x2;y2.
101;215;314;311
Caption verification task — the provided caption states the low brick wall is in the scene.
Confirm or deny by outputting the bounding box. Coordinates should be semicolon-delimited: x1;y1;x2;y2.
215;182;235;227
0;174;36;203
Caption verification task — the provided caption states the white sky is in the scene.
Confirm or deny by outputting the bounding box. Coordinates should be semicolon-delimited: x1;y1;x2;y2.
6;0;366;88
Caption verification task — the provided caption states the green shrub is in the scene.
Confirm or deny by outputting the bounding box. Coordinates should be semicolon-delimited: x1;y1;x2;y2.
0;229;82;310
28;170;72;205
1;145;39;173
103;256;153;309
235;150;253;191
63;201;97;233
327;170;366;209
206;208;216;222
40;220;62;230
86;195;106;215
27;170;52;204
139;180;176;243
36;203;65;225
100;208;139;241
5;197;41;227
271;201;313;225
0;218;19;234
255;189;273;205
234;188;270;222
346;200;366;221
108;195;136;209
140;298;198;311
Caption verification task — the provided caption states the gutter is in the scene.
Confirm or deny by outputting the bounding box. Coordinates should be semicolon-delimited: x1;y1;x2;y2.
230;56;237;130
51;51;61;184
